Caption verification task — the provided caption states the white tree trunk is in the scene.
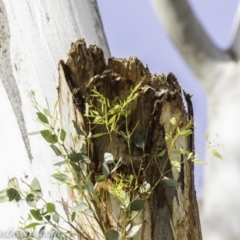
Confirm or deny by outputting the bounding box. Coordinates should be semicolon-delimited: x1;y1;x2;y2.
151;0;240;239
0;0;110;234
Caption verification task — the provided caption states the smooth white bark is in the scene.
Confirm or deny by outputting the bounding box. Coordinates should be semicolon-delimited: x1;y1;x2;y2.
0;0;110;234
151;0;240;239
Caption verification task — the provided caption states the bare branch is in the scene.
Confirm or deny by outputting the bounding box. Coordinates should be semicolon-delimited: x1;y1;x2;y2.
229;3;240;59
151;0;231;90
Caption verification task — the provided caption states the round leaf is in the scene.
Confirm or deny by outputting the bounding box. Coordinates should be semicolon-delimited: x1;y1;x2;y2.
104;152;114;164
105;229;119;240
6;188;21;202
26;193;37;207
130;199;145;211
133;132;145;150
46;203;55;213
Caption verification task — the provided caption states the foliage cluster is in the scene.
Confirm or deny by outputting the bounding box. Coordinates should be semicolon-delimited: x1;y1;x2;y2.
0;86;222;240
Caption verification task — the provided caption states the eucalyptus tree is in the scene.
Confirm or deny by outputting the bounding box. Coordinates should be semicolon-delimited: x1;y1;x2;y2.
152;1;240;239
0;1;201;239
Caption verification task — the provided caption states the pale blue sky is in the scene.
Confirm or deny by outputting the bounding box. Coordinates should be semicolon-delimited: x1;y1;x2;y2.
97;0;239;196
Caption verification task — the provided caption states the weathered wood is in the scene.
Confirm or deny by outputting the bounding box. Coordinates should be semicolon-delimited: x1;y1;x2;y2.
58;39;202;240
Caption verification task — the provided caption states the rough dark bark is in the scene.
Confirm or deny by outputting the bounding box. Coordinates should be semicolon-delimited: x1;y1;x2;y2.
58;39;202;240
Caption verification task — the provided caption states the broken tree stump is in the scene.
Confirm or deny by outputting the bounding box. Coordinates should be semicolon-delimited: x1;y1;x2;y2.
58;39;202;240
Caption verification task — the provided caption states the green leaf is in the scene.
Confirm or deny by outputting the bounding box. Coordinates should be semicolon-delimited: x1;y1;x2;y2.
96;175;106;182
170;159;181;172
24;222;41;229
130;199;145;211
211;149;223;160
46;203;55;213
163;177;181;187
105;229;119;240
26;131;40;136
170;117;176;125
52;212;59;223
174;148;189;155
50;145;62;156
102;162;110;178
192;159;207;165
30;209;43;221
40;130;58;144
158;149;166;157
71;212;76;222
60;129;66;142
54;161;66;166
104;152;114;164
86;180;94;194
179;129;192;136
72;121;86;136
52;173;70;183
139;182;151;193
70;162;81;172
68;153;83;162
6;188;21;202
72;202;89;213
37;112;49;124
37;226;45;240
133;131;145;150
31;178;42;197
26;193;37;207
43;108;50;116
0;188;8;203
126;223;142;238
89;133;108;139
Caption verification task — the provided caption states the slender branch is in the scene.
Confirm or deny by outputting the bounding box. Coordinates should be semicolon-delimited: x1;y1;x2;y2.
151;0;232;91
229;3;240;59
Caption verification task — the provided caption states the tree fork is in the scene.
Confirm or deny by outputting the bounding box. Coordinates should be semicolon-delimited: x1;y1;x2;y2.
58;39;202;240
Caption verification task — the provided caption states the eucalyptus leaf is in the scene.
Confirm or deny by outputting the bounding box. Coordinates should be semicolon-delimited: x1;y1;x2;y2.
40;130;58;144
211;149;223;160
26;193;37;207
163;177;181;187
130;199;145;211
170;117;176;125
6;188;21;202
54;161;66;166
31;178;42;197
52;173;69;183
60;129;66;141
72;202;89;213
46;203;55;213
24;222;41;229
68;153;83;162
72;121;86;136
179;129;192;136
96;175;106;182
105;229;119;240
134;131;145;150
102;162;110;178
37;226;45;240
37;112;49;124
50;145;62;156
52;212;59;223
30;209;43;221
126;224;142;238
104;152;114;164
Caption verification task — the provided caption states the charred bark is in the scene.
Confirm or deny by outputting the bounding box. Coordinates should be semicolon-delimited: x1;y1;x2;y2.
58;39;202;240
